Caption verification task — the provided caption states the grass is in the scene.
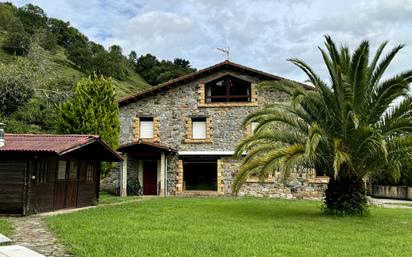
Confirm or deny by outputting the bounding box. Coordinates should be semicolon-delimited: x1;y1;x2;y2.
0;218;12;236
98;191;140;205
46;197;412;257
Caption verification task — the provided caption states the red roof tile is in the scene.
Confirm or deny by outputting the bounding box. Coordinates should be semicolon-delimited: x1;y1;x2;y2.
0;134;100;154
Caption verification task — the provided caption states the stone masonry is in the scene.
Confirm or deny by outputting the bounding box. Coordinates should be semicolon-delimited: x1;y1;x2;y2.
117;66;327;199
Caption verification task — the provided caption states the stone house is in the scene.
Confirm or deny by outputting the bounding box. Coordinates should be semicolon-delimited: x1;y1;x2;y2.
116;61;328;199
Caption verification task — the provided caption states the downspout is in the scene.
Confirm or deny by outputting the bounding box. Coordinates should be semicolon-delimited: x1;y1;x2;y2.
164;150;173;197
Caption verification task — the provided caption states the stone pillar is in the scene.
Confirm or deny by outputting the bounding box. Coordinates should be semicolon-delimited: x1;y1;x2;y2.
160;152;166;196
120;153;128;197
217;159;223;194
176;160;183;193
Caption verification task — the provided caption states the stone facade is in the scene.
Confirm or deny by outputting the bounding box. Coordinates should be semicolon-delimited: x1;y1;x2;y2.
119;71;287;150
117;65;327;199
219;156;326;199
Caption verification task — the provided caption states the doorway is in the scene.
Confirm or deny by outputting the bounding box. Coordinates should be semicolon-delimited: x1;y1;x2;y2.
183;161;217;191
54;160;79;210
143;161;158;195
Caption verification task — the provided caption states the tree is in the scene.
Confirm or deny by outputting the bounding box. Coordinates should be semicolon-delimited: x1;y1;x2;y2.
0;62;34;114
48;18;88;48
57;75;120;176
136;54;196;85
234;36;412;215
0;3;18;30
16;4;47;35
3;19;30;55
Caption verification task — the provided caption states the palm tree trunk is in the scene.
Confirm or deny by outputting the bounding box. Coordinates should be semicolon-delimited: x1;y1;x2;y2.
323;175;368;215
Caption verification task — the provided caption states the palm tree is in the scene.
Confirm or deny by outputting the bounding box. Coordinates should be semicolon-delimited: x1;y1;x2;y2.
233;36;412;215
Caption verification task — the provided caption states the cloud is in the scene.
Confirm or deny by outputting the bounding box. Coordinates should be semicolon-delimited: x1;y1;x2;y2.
10;0;412;82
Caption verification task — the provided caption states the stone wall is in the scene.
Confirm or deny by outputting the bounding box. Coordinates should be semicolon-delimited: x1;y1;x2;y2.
219;156;326;200
166;153;179;195
119;71;289;150
371;185;412;200
118;69;325;199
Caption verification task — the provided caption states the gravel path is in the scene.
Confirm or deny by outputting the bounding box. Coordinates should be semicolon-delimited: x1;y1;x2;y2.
368;197;412;209
8;216;71;257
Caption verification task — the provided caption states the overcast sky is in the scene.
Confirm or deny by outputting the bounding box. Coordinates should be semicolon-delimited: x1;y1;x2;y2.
11;0;412;82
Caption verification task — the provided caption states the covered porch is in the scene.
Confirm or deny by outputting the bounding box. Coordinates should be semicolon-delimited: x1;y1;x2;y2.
117;140;175;196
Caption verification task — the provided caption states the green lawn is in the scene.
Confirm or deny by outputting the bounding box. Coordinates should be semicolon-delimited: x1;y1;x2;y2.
98;191;140;205
46;198;412;257
0;219;12;236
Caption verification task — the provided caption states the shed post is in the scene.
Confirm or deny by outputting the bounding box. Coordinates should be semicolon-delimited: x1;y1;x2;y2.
120;153;128;196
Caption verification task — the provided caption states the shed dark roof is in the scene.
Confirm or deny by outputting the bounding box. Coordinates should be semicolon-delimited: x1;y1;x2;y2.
0;134;122;161
118;60;312;106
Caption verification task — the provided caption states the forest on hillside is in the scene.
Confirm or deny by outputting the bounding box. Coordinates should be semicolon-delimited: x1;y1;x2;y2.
0;2;196;133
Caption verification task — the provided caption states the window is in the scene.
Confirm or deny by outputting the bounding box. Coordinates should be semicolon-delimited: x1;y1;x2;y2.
140;117;154;139
69;160;78;180
35;160;48;184
192;118;206;139
205;75;251;103
86;163;95;183
57;160;66;180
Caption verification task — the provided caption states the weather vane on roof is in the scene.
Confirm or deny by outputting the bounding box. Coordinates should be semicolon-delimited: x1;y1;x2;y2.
217;47;230;60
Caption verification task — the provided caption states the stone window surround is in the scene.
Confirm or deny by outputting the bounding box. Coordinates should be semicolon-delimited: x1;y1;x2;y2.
176;159;223;193
198;72;258;107
184;116;213;143
132;116;160;143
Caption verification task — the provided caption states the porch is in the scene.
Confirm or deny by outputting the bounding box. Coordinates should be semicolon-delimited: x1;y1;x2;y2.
118;140;174;196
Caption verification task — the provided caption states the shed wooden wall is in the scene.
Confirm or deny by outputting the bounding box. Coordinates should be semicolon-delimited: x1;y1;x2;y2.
0;156;27;214
0;153;101;215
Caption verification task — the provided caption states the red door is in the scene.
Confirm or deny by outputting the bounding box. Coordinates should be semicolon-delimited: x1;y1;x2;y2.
143;161;157;195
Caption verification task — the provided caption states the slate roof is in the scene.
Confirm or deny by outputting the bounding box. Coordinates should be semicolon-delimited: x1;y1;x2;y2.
0;134;122;161
118;60;312;106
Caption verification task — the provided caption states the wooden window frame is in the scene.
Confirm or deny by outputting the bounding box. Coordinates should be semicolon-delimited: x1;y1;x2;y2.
205;76;251;103
68;160;79;180
34;159;48;184
85;162;95;183
57;160;67;180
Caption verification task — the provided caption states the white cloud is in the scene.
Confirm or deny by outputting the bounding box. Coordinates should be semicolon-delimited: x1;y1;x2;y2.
10;0;412;83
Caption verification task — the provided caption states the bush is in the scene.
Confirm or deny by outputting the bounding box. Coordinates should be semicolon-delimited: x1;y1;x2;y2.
323;176;368;216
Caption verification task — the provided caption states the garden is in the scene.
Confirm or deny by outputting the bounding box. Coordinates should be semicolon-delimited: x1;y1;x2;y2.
45;197;412;257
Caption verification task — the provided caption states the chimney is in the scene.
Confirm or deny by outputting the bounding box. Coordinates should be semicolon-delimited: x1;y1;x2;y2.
0;123;4;147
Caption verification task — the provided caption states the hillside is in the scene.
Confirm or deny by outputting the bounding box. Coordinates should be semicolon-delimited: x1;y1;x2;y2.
0;2;196;134
0;32;150;99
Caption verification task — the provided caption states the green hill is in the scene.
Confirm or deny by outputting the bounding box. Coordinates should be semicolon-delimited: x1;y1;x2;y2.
0;32;150;99
49;46;150;98
0;2;195;133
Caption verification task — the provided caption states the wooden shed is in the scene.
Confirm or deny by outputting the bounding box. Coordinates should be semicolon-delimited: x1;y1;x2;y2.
0;134;122;215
